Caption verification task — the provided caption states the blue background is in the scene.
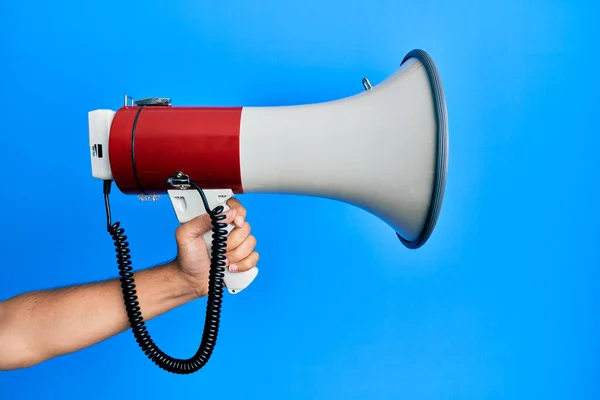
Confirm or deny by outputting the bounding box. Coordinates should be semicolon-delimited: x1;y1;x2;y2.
1;0;599;399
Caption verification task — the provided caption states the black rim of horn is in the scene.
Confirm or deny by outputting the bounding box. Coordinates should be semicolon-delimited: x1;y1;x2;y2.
396;49;449;250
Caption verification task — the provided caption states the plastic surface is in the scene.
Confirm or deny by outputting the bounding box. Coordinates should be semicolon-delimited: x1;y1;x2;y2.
397;49;448;249
108;106;243;194
88;48;447;249
239;54;439;244
88;109;115;180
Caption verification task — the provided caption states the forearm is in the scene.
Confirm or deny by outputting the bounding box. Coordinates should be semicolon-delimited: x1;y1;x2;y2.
0;261;198;370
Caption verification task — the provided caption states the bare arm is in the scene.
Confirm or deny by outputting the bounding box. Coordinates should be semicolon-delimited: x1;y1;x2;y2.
0;261;197;370
0;198;258;371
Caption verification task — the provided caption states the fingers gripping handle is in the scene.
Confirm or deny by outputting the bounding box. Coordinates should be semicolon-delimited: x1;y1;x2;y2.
167;189;259;294
200;204;259;295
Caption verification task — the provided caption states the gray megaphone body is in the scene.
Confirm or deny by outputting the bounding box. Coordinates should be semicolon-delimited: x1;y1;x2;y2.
238;49;448;251
89;48;448;293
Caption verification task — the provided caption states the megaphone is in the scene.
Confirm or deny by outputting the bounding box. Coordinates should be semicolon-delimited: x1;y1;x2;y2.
88;48;448;374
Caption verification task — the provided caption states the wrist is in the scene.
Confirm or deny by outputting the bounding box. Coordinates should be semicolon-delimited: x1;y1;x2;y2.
169;260;207;299
161;261;203;300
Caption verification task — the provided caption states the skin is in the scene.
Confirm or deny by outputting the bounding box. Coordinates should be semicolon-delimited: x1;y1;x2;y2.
0;198;258;371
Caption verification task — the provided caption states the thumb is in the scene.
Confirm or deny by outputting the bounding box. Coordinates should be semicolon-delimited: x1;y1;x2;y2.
179;207;238;239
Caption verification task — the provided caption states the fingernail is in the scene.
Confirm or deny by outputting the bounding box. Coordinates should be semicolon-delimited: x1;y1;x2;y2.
235;216;244;227
229;264;238;272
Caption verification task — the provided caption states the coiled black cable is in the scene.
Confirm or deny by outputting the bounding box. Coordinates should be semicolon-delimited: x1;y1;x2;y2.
102;179;228;374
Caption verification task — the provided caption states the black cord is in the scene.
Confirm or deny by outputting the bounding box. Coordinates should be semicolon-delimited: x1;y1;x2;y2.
103;179;228;374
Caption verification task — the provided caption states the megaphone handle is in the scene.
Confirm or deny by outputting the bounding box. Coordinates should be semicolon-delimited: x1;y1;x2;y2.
200;208;259;295
168;188;259;294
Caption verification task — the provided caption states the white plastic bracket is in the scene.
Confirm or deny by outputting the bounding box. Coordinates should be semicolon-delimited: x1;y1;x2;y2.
167;188;258;294
88;109;115;181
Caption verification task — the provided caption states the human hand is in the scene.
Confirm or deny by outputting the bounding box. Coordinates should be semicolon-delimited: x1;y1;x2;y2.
173;198;259;298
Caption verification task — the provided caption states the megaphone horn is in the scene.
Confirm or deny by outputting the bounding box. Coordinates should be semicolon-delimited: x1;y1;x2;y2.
88;48;448;374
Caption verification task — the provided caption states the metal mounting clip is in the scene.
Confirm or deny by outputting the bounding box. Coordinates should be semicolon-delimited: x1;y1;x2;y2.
123;95;171;107
167;171;191;189
134;97;171;106
362;77;372;91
